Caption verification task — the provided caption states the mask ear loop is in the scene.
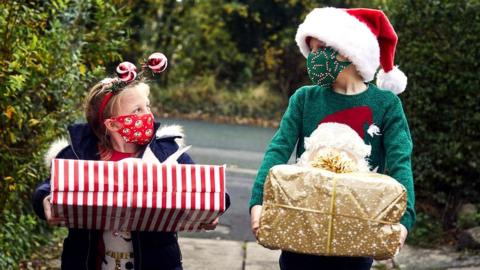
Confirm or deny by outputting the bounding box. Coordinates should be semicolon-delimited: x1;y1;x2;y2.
103;125;110;143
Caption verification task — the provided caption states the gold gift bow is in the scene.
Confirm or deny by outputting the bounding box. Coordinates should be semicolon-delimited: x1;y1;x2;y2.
265;173;405;255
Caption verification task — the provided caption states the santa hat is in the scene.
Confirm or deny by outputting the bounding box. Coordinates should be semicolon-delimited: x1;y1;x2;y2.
295;7;407;94
319;106;380;139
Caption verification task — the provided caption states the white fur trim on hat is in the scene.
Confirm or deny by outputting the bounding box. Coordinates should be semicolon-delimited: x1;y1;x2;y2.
295;7;380;82
44;138;69;168
367;124;381;137
376;66;407;95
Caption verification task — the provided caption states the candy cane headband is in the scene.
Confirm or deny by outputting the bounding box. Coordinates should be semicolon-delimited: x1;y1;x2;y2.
97;52;168;123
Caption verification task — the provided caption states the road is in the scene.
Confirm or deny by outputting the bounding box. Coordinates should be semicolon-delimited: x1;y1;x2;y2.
160;118;278;242
180;168;258;242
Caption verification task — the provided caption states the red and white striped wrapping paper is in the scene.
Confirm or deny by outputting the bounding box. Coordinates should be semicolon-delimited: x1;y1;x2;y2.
50;158;226;232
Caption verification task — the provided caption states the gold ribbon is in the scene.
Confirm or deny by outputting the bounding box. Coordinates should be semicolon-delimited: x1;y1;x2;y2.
326;176;337;254
263;203;399;225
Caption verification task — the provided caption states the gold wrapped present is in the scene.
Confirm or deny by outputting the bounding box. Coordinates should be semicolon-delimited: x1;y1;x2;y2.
257;165;406;259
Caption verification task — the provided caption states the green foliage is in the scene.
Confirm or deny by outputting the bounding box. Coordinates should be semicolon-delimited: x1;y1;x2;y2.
0;211;52;268
18;227;67;269
457;211;480;230
128;0;255;89
152;75;285;120
384;0;480;230
0;1;132;267
222;0;318;98
129;0;381;99
406;212;443;248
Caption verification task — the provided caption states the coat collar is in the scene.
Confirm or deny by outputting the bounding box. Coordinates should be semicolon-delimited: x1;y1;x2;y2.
67;122;162;160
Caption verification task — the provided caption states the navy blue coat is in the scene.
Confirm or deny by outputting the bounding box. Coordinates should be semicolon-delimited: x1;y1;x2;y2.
33;123;227;270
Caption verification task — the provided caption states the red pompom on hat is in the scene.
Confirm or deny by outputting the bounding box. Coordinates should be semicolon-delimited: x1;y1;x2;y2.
295;7;407;94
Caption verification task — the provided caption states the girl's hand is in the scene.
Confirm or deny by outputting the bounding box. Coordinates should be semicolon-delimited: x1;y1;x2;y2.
43;195;64;226
399;224;408;249
199;217;220;230
250;205;263;239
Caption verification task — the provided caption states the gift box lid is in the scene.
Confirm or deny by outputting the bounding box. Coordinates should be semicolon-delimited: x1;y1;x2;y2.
51;158;226;193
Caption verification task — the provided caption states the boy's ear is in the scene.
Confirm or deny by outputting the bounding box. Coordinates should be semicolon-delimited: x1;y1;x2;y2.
104;119;121;132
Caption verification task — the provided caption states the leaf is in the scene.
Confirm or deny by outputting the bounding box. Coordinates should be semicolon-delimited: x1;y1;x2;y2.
4;105;15;119
78;63;87;75
30;34;38;50
8;130;16;143
28;118;40;127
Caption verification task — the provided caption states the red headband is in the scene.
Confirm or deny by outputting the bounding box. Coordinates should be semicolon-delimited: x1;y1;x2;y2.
98;92;113;124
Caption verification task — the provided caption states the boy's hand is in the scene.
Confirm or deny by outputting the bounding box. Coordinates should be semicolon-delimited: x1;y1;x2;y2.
373;224;409;261
199;217;220;230
43;195;64;226
250;205;263;238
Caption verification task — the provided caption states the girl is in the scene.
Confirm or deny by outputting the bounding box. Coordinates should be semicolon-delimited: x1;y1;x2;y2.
33;55;226;270
249;7;415;270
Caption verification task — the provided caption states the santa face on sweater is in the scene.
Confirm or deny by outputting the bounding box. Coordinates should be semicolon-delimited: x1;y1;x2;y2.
303;106;381;173
298;106;381;173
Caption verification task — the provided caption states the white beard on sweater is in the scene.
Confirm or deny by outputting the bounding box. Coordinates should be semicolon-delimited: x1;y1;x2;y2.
297;122;372;172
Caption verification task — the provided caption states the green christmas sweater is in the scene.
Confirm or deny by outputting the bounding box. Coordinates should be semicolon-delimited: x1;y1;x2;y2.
249;84;416;231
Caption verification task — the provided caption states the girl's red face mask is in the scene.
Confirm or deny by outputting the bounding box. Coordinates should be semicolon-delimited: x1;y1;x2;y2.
110;113;154;145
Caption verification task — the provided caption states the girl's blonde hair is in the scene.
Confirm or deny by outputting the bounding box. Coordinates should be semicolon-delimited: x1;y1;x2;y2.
84;80;150;152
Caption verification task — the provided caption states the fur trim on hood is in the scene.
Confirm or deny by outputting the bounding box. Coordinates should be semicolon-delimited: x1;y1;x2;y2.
44;138;69;169
156;124;185;148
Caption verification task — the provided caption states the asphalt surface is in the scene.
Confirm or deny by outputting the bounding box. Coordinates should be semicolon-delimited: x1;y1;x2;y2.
161;118;278;242
180;169;257;242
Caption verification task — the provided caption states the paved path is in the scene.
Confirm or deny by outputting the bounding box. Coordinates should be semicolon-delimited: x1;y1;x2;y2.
179;238;280;270
179;237;480;270
42;237;480;270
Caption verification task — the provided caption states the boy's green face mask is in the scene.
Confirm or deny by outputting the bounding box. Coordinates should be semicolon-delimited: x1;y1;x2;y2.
307;47;351;87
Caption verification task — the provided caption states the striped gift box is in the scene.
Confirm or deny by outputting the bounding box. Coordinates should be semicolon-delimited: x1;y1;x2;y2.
50;158;226;232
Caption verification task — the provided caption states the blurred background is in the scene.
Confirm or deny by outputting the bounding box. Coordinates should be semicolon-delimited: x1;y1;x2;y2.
1;0;479;268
